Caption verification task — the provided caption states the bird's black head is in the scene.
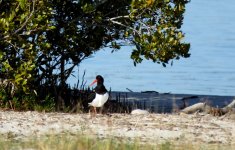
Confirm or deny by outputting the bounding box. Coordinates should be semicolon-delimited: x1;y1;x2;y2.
89;75;107;94
96;75;104;84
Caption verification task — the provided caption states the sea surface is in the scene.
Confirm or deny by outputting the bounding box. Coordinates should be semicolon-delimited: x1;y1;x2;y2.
68;0;235;96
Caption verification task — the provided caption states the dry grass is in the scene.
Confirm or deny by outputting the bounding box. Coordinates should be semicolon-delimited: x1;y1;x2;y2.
0;134;157;150
0;133;233;150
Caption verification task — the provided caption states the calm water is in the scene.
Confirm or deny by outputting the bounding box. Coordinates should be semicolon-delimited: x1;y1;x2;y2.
68;0;235;96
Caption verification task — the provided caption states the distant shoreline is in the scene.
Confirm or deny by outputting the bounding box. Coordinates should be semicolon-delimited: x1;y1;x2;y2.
112;90;235;97
110;91;235;113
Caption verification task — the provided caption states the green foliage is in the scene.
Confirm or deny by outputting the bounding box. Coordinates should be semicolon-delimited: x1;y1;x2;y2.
34;94;55;112
0;87;8;102
0;85;36;110
0;0;52;93
0;84;55;111
129;0;190;66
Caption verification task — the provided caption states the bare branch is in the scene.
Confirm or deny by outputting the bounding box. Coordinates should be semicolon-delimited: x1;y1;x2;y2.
108;15;130;21
107;18;141;37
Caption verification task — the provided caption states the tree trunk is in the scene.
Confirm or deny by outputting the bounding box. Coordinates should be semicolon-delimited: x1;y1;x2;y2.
55;54;66;111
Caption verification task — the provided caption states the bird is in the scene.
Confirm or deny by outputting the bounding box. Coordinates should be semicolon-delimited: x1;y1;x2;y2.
88;75;109;116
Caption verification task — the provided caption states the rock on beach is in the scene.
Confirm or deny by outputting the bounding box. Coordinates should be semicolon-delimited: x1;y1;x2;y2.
131;109;149;115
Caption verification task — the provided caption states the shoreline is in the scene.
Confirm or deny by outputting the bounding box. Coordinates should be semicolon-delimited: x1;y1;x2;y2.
115;90;235;97
0;110;235;148
110;91;235;113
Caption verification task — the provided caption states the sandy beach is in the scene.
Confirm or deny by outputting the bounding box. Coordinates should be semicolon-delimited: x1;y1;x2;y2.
0;110;235;148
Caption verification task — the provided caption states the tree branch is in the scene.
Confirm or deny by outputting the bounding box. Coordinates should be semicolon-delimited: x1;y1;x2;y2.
108;15;130;20
14;0;36;34
106;18;141;37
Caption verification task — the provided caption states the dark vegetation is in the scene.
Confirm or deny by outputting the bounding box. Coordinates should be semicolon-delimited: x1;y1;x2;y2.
0;78;135;113
0;0;190;112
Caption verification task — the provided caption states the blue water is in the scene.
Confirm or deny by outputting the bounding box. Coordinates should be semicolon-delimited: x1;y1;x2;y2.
68;0;235;96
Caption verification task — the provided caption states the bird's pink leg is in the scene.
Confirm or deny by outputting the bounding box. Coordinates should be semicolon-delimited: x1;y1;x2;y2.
89;106;94;118
94;107;97;116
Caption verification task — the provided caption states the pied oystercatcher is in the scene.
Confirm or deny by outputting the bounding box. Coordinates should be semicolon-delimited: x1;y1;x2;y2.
89;75;109;115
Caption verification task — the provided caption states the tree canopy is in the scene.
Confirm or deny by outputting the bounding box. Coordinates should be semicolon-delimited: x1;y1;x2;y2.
0;0;52;92
0;0;190;93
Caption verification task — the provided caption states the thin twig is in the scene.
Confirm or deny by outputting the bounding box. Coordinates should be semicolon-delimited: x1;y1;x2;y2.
107;19;141;37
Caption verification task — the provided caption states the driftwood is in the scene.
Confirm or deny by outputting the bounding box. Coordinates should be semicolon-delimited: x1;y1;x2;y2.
181;99;235;116
220;99;235;115
224;99;235;109
181;103;208;114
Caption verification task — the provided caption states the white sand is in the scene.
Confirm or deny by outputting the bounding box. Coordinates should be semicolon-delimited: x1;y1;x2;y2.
0;110;235;146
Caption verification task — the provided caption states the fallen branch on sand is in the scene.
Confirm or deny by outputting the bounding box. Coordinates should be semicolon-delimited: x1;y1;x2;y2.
181;99;235;116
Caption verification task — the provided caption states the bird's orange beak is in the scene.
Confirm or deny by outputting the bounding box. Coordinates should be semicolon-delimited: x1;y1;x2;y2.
90;79;97;86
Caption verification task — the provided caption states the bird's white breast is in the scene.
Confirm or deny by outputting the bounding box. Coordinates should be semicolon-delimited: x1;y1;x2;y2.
89;92;109;107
